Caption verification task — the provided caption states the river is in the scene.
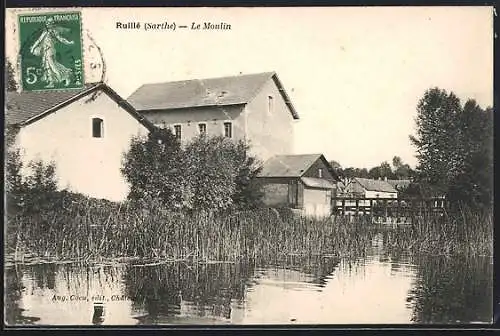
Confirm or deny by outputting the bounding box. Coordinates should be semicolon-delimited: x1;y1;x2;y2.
4;234;493;325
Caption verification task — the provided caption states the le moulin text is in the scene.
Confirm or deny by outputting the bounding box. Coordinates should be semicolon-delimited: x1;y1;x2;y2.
115;21;231;31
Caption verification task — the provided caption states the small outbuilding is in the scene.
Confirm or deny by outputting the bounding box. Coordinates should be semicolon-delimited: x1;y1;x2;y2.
258;154;340;218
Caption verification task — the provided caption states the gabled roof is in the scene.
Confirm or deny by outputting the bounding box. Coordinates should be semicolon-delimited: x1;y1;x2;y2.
354;178;398;193
259;154;339;181
259;154;323;177
127;71;299;119
301;177;336;189
387;179;411;190
5;83;155;130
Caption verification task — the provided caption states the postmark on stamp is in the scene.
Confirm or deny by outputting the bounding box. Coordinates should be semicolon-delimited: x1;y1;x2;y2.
18;11;84;91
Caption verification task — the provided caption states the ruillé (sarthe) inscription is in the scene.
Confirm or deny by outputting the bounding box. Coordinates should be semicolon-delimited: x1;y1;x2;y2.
115;21;231;31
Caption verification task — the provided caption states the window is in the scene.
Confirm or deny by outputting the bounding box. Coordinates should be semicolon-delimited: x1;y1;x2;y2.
198;123;206;135
268;95;274;114
174;125;181;140
318;168;323;178
92;118;104;138
224;122;232;138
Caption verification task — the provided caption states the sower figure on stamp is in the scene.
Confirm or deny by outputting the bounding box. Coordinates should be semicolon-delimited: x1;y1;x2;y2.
29;17;74;88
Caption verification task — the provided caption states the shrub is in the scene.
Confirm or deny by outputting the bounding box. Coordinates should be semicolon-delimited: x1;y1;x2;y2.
121;130;264;212
121;128;188;211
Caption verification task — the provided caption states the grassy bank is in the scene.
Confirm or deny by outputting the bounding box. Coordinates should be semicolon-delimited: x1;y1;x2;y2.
6;193;492;264
381;209;493;256
7;195;377;263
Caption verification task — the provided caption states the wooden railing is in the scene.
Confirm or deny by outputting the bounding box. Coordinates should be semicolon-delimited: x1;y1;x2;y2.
331;197;448;218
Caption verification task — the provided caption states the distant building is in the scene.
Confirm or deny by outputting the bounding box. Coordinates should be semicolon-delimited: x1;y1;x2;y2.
127;71;299;162
342;177;398;199
258;154;340;217
387;179;411;192
6;83;154;201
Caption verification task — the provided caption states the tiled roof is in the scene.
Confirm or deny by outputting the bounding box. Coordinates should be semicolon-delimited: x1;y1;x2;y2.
354;178;398;193
6;83;100;125
127;71;299;119
387;179;411;190
301;177;336;189
5;83;155;130
259;154;324;177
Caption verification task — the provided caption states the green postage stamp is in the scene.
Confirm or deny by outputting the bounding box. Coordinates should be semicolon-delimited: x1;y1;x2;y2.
18;12;84;91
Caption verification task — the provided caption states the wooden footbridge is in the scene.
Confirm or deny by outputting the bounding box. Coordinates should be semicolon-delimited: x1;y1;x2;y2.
331;197;448;224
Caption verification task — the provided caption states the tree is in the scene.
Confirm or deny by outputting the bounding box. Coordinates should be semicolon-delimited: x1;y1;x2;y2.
410;88;463;196
121;128;188;210
368;161;393;180
183;136;238;211
341;167;369;179
184;135;264;211
392;156;414;180
5;59;17;92
392;156;403;169
410;88;493;210
121;131;264;212
447;101;493;209
231;141;264;210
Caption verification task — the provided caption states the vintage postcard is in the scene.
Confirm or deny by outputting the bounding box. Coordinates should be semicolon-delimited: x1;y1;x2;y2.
4;7;494;326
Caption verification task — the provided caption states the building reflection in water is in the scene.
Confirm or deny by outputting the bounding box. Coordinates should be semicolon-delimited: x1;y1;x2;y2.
3;250;493;325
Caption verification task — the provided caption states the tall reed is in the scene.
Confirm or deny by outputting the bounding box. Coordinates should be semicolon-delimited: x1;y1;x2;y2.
380;208;493;256
8;197;377;263
7;193;492;263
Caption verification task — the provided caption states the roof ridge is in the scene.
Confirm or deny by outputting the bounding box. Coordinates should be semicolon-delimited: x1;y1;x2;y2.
135;71;276;88
272;153;323;158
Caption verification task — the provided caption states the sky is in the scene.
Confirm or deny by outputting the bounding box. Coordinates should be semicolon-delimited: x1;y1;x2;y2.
5;7;494;169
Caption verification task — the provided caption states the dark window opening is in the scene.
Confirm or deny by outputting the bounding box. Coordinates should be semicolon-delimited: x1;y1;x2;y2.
224;122;232;138
199;123;206;135
92;118;104;138
174;125;182;140
268;95;274;114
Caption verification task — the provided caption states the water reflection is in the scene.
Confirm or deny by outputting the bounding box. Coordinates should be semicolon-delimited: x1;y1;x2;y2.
4;266;40;325
4;248;493;325
124;262;255;324
406;255;493;324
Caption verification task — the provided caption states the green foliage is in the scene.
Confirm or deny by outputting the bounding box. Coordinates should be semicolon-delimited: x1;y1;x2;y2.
10;203;377;261
184;136;238;211
23;160;58;193
5;59;18;92
230;141;264;210
339;167;369;179
5;127;59;216
121;131;264;212
410;88;493;210
392;156;413;180
6;147;23;214
368;161;393;179
121;128;187;210
335;156;414;181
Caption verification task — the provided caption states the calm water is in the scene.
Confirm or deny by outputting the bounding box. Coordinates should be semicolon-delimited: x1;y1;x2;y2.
5;234;493;325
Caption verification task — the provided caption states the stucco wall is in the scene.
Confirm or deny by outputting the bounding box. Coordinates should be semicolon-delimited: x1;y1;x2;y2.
365;190;397;198
137;77;296;162
16;91;149;202
243;78;295;162
141;105;244;145
302;187;332;218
